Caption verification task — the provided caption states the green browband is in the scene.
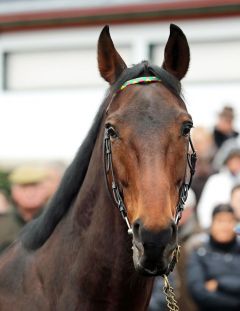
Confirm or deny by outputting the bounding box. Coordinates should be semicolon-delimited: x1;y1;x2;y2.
118;76;161;92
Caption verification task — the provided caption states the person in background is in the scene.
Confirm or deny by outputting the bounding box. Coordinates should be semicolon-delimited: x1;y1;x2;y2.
231;184;240;221
213;106;238;150
0;190;11;215
177;189;200;311
231;184;240;236
0;165;49;253
213;135;240;173
43;161;66;201
197;148;240;229
190;127;215;204
187;204;240;311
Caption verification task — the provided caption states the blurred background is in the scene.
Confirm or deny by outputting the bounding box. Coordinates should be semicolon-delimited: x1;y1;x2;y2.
0;0;239;166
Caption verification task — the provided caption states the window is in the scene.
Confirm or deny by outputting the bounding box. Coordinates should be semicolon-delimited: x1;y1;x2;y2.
4;45;131;90
149;40;240;83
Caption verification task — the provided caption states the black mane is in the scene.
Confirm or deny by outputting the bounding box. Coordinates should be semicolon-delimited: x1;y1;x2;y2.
21;61;181;250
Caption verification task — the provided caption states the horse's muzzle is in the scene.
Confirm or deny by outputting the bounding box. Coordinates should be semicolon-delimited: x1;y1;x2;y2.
132;219;177;276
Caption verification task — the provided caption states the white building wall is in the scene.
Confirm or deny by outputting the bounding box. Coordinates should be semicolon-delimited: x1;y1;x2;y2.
0;17;239;162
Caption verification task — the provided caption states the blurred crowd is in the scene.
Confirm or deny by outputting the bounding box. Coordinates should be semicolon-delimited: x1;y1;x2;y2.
1;105;240;310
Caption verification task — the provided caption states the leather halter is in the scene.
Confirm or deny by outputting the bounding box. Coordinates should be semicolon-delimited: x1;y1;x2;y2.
103;76;197;273
104;125;196;228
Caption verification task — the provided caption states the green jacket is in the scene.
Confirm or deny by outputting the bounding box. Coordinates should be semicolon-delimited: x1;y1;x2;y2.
0;209;26;254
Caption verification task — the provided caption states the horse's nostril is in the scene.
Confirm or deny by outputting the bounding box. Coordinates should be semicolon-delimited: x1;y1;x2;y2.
133;219;177;248
133;219;142;241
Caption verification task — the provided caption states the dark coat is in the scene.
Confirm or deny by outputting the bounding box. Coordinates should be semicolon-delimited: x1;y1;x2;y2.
148;272;176;311
187;236;240;311
213;128;239;149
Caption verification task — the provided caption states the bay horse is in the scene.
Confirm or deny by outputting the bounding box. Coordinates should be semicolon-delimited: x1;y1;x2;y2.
0;24;196;311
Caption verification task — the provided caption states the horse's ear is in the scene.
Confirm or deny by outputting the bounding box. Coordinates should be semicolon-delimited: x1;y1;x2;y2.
162;24;190;81
98;25;127;84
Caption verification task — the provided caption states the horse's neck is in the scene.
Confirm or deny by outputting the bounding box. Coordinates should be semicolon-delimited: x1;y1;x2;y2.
66;140;153;310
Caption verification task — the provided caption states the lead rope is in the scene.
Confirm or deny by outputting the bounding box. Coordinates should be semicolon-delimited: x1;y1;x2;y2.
162;245;181;311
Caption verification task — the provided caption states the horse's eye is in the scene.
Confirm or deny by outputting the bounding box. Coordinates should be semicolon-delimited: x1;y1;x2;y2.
106;125;118;138
181;122;193;137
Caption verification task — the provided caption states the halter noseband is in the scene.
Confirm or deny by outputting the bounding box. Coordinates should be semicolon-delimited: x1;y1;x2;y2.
103;76;197;273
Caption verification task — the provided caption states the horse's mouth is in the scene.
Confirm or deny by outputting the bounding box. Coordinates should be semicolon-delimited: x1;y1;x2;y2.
135;262;165;276
132;241;175;276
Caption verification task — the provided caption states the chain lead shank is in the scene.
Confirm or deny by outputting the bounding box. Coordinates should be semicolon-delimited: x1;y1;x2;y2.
163;275;179;311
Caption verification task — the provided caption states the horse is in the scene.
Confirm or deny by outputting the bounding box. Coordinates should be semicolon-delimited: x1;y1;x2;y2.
0;24;196;311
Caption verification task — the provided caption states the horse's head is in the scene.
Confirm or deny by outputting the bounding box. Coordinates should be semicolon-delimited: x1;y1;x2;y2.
98;25;195;276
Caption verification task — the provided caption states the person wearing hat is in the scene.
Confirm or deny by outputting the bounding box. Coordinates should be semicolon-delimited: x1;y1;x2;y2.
197;147;240;229
187;204;240;311
213;106;239;150
0;165;49;254
213;135;240;172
